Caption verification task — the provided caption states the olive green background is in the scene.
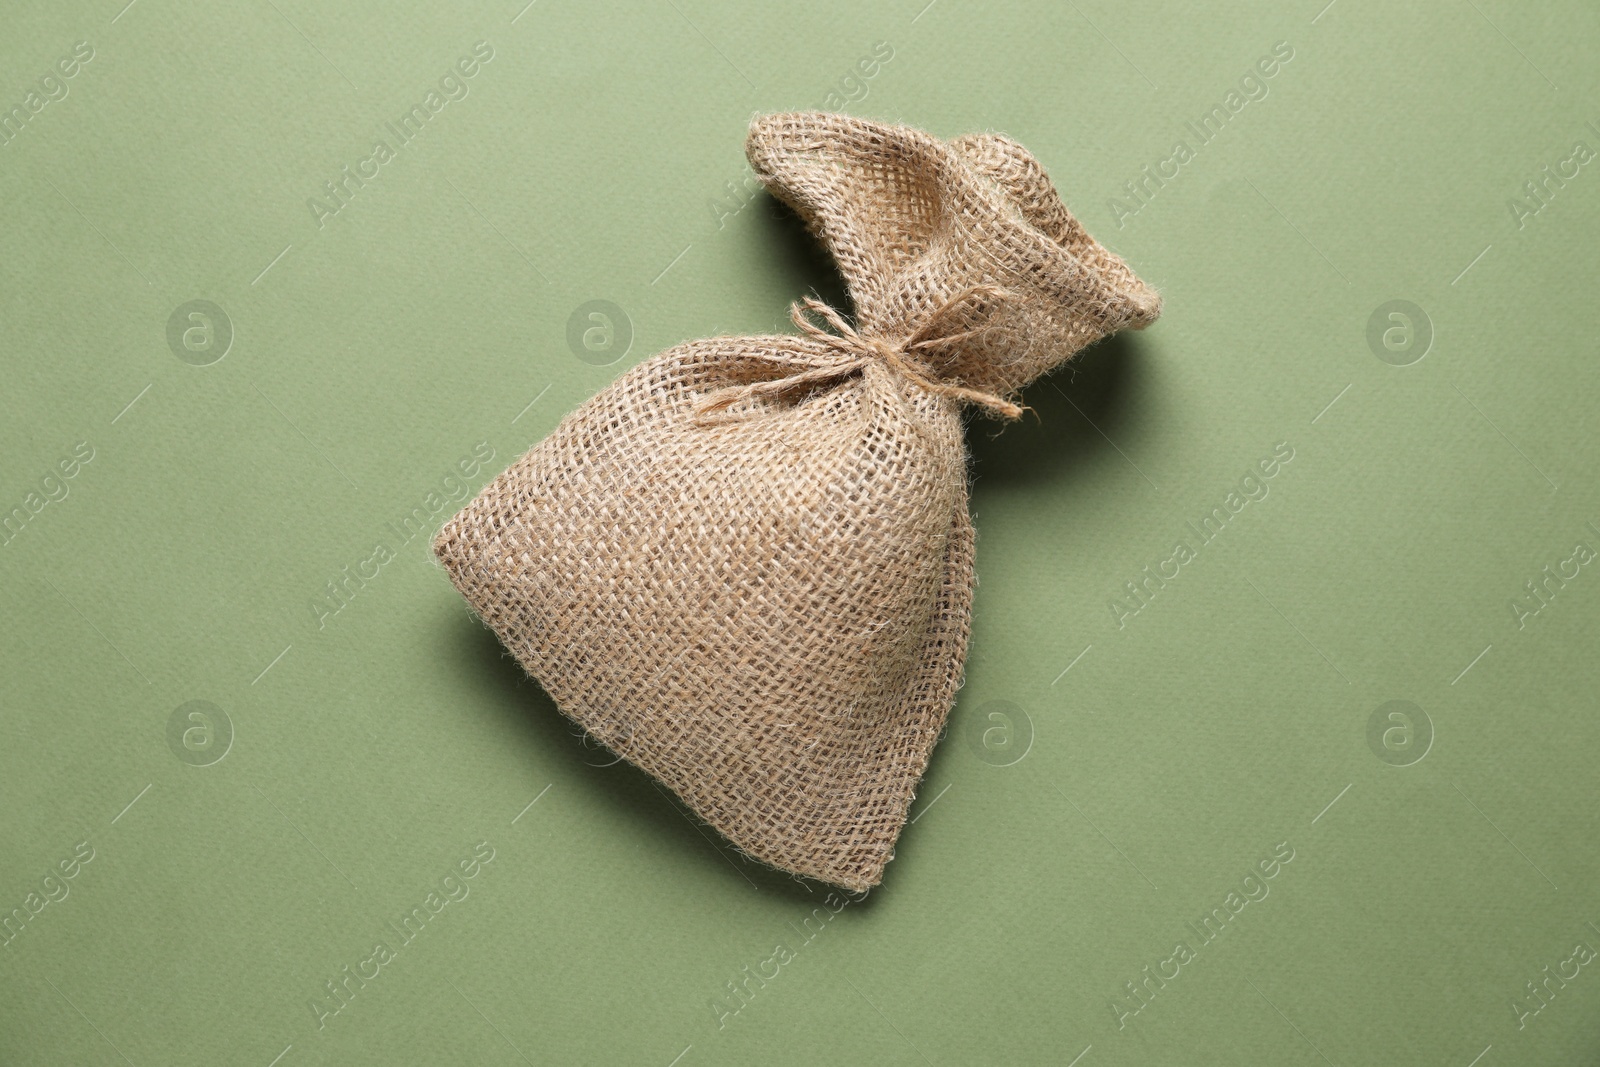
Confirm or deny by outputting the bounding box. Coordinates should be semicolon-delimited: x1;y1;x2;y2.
3;0;1598;1063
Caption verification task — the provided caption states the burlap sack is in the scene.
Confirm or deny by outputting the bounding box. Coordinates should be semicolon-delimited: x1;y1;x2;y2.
434;113;1160;890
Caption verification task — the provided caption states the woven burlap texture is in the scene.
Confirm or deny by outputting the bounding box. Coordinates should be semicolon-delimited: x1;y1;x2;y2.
434;112;1160;891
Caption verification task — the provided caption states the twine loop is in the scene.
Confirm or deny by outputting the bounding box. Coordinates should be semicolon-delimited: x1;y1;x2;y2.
693;285;1027;424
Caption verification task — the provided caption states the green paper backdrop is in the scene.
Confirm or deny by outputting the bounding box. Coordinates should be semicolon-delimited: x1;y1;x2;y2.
3;1;1598;1063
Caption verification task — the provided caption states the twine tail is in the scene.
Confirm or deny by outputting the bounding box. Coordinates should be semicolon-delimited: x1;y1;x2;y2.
902;284;1029;420
889;357;1028;421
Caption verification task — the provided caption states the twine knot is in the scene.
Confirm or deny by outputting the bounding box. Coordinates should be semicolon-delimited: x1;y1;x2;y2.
693;285;1028;424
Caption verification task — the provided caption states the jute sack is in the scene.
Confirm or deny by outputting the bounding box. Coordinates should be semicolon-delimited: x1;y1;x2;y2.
434;112;1160;890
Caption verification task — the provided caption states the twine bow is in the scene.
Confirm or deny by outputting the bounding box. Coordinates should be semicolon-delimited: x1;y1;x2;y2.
693;285;1028;424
